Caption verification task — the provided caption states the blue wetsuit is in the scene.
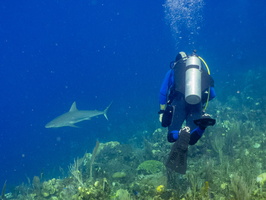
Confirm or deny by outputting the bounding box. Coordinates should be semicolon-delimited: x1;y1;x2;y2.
159;69;216;144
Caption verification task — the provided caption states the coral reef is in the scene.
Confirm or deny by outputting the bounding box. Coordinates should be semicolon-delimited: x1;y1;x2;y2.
137;160;165;175
5;69;266;199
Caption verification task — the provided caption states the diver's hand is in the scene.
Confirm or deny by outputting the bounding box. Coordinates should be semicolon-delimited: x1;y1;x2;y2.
158;110;164;123
158;104;166;123
159;114;163;123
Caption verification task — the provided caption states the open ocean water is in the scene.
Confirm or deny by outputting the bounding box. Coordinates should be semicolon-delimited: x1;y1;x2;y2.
0;0;265;192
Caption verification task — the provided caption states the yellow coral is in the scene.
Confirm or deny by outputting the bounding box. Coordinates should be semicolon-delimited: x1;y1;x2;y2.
220;183;228;190
42;192;49;197
257;172;266;185
156;185;165;193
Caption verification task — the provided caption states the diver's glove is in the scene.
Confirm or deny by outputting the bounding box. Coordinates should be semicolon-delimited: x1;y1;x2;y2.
158;110;164;123
158;104;166;123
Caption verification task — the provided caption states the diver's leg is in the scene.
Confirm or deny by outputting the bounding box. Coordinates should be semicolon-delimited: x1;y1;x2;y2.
186;103;204;145
167;93;186;143
166;94;190;174
189;114;217;145
189;127;205;145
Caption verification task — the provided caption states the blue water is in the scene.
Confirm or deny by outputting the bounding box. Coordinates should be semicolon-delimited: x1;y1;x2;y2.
0;0;265;188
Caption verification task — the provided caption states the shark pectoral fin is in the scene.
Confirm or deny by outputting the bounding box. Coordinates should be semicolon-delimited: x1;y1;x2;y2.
69;124;79;128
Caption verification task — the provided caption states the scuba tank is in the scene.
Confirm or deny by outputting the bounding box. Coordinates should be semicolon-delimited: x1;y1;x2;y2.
185;55;202;104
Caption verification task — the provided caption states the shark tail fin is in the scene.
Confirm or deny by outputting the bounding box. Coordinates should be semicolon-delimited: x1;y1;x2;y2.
103;101;113;120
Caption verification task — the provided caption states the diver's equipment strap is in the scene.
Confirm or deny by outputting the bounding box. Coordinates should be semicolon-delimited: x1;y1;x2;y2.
203;88;210;112
198;56;210;75
198;56;213;111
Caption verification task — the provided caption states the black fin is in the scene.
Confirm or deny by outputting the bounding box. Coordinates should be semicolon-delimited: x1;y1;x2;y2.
194;117;216;127
165;128;190;174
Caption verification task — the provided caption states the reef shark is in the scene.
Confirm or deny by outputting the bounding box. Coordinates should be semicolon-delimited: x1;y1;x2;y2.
45;101;112;128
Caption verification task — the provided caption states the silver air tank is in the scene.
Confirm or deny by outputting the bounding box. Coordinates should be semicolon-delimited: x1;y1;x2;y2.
185;56;202;104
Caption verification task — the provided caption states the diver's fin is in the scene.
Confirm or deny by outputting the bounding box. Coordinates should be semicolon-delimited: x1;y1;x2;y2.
165;127;190;174
194;114;216;128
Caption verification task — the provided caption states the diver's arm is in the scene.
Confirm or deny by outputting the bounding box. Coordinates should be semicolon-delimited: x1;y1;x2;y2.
209;87;216;100
159;69;173;109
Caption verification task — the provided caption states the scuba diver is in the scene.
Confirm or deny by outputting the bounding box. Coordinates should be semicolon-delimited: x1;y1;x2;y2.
158;50;216;174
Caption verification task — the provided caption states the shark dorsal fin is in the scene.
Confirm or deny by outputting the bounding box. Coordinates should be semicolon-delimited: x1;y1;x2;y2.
69;102;78;112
